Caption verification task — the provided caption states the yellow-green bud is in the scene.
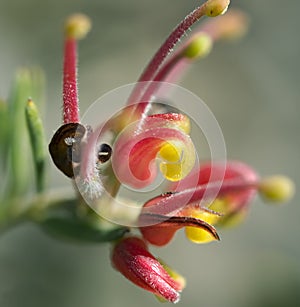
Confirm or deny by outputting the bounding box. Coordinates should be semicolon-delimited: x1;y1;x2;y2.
204;0;230;17
259;175;295;203
25;99;46;192
183;33;213;59
65;13;91;39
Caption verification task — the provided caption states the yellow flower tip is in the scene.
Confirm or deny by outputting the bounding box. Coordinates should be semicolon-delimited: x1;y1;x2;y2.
159;142;181;163
158;259;187;290
186;227;216;244
159;143;183;181
208;198;227;213
26;99;38;116
259;175;295;204
159;141;195;182
27;98;34;107
183;33;213;59
204;0;230;17
185;210;220;244
65;13;92;40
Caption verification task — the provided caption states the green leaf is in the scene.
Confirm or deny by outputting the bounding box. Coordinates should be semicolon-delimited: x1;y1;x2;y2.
7;67;45;197
25;99;46;193
0;99;8;168
8;69;32;195
39;200;129;243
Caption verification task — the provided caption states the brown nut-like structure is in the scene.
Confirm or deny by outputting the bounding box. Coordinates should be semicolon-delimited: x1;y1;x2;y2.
49;123;86;178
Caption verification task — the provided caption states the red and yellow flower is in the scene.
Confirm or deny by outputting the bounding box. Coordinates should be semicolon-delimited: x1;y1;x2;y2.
48;1;294;303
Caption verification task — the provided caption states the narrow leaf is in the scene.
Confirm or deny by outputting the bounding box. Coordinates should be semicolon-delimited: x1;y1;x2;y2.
25;99;46;192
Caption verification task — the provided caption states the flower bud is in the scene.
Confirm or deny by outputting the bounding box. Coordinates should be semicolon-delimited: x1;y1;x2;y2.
204;0;230;17
259;175;295;203
65;13;91;39
183;33;213;59
111;237;183;303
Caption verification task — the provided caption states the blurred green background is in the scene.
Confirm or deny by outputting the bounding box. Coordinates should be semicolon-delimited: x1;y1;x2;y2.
0;0;299;306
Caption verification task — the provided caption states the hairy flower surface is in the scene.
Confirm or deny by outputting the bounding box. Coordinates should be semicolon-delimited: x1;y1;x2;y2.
111;237;184;303
46;1;295;303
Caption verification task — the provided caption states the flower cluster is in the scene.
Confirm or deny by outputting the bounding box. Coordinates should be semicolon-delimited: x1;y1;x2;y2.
47;0;294;303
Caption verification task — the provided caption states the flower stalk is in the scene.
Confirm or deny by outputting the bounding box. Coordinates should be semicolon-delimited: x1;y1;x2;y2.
127;0;230;119
63;14;91;124
137;0;230;84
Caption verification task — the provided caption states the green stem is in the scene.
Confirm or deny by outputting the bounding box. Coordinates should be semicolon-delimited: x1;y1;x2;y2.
0;188;76;235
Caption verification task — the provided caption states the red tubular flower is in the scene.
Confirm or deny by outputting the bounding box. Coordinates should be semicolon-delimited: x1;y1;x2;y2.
139;161;294;246
173;161;260;228
111;113;195;189
174;161;259;210
63;14;91;124
111;237;184;303
139;205;220;246
139;161;259;245
63;34;79;123
48;2;295;304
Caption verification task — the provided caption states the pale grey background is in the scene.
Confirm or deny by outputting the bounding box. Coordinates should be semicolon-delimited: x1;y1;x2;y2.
0;0;299;306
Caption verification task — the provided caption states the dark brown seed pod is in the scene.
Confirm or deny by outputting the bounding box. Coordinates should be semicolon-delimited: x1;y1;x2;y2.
49;123;86;178
98;143;112;164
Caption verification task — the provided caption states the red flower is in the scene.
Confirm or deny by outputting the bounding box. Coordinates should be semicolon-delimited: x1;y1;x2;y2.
48;2;294;304
138;161;257;246
111;237;185;303
111;113;195;188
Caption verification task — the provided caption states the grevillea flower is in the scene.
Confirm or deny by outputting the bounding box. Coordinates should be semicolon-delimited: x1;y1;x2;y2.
139;161;258;246
111;237;185;303
48;1;295;303
139;161;294;246
111;113;195;188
